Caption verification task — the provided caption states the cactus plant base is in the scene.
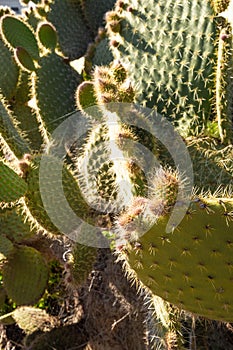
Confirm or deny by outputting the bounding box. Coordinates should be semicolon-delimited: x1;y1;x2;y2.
119;198;233;322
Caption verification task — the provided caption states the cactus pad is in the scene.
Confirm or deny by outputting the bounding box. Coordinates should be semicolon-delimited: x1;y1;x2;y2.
37;22;57;50
0;96;30;157
2;245;48;305
69;243;97;285
0;15;39;60
0;207;35;243
47;0;93;60
81;0;116;33
0;37;19;100
0;234;14;264
107;0;218;135
33;52;81;133
25;155;92;235
119;198;233;322
14;46;36;71
0;161;27;202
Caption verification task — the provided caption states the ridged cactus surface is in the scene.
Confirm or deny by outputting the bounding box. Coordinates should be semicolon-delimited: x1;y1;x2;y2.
107;0;218;135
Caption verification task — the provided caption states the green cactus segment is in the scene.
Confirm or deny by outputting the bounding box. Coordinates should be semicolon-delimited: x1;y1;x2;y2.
0;95;30;158
25;155;92;235
215;24;233;143
0;207;35;243
108;0;218;135
0;235;14;264
77;123;118;206
13;70;31;104
47;0;93;60
81;0;116;33
76;81;97;112
0;161;27;202
122;198;233;322
186;137;233;191
146;295;184;350
91;37;114;67
37;22;57;50
0;15;39;60
0;38;19;100
93;65;134;104
69;243;97;285
2;245;48;305
14;47;36;71
10;71;42;150
12;104;42;151
33;52;81;133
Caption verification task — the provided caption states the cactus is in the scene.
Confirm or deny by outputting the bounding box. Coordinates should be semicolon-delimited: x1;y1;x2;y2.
65;242;97;286
116;195;233;322
2;245;48;305
0;160;27;202
0;1;117;333
107;0;219;136
0;0;233;348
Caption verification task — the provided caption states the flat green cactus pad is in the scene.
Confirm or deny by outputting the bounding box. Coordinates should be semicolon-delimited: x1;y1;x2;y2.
108;0;218;135
70;243;97;285
120;198;233;322
14;46;36;72
81;0;116;32
0;96;30;157
37;22;57;50
0;161;27;202
0;234;14;264
33;52;81;133
2;245;48;305
0;15;39;60
0;207;35;243
25;155;92;235
0;38;19;100
47;0;93;59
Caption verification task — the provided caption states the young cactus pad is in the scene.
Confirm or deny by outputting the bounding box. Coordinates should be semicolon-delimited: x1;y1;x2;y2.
118;198;233;322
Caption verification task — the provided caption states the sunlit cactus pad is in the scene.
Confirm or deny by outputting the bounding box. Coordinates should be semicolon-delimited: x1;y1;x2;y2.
108;0;218;135
119;198;233;322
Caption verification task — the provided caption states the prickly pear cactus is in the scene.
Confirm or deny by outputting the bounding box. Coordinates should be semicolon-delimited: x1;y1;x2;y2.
107;0;219;136
0;0;115;325
103;0;233;327
2;245;48;305
0;0;233;347
117;195;233;322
